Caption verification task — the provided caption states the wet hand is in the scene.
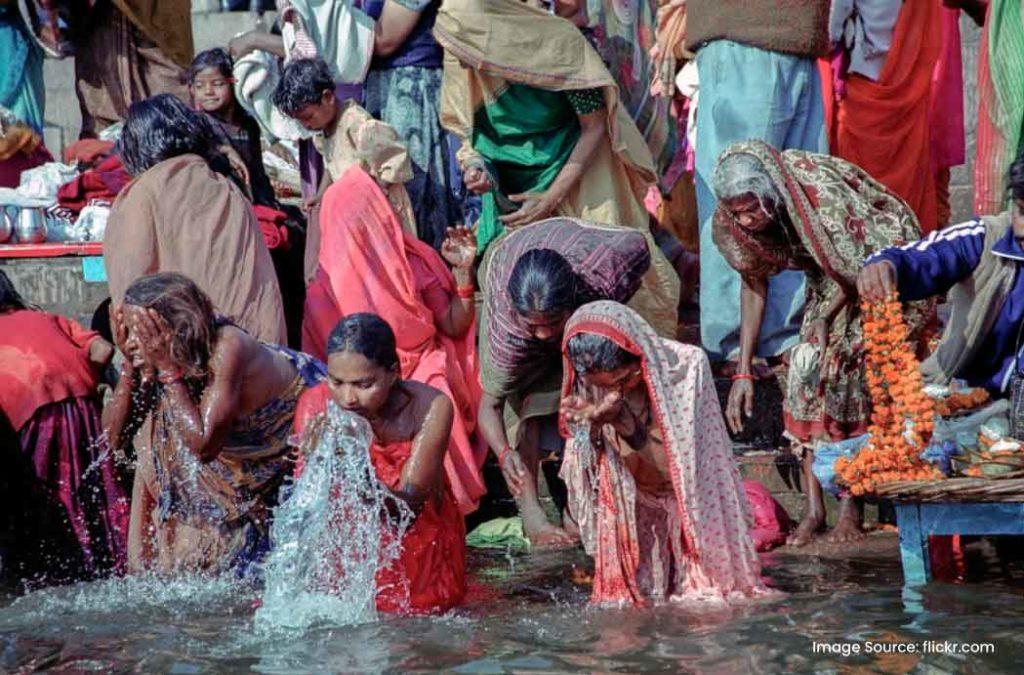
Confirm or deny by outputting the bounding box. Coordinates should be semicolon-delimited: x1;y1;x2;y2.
856;260;898;303
725;378;754;435
441;226;477;269
499;192;557;229
807;318;829;352
560;391;622;428
464;166;492;194
112;304;130;353
131;308;176;373
499;447;528;499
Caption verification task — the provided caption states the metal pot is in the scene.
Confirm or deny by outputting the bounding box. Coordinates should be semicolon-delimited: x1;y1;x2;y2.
15;207;47;244
0;207;13;243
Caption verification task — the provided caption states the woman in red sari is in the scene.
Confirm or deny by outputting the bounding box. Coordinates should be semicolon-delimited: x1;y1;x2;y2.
0;271;128;583
293;313;465;614
302;164;484;514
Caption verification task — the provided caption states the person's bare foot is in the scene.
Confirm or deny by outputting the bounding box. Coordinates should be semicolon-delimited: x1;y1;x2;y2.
562;508;581;540
786;513;825;547
521;507;577;549
824;517;867;543
824;497;866;544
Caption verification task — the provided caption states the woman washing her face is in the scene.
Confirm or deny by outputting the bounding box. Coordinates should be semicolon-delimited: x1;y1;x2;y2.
292;313;466;614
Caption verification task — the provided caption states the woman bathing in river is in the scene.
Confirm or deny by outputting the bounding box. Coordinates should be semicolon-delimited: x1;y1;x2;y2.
103;273;325;575
559;301;765;605
292;313;466;614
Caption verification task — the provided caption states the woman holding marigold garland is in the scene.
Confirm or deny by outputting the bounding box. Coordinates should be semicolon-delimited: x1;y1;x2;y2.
711;140;930;546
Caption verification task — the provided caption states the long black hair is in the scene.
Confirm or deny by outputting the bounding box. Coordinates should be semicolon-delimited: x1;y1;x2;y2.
566;332;639;375
0;270;32;313
507;249;581;317
117;94;216;176
327;313;399;371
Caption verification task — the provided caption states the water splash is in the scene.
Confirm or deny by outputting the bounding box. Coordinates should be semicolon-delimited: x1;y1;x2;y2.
254;404;412;633
570;422;599;496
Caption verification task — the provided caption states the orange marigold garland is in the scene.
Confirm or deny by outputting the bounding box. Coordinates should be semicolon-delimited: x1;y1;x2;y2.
834;292;942;495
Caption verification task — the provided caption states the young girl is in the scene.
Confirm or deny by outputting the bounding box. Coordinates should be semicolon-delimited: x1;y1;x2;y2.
292;313;466;614
188;48;278;208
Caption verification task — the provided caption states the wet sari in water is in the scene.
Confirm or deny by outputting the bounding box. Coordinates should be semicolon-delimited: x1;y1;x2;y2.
712;140;929;442
302;165;485;514
559;301;766;605
293;384;466;614
0;311;129;582
131;345;325;576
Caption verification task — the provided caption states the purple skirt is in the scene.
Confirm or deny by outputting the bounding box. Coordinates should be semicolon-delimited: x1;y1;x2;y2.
12;396;130;581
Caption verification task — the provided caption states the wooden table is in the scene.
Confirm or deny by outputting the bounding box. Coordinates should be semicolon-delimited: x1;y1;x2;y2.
895;501;1024;611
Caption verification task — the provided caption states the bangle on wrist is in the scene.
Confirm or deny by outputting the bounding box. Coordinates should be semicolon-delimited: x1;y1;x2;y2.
497;444;512;464
731;373;755;382
456;284;475;299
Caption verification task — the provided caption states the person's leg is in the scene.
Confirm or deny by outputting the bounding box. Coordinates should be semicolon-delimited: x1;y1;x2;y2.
694;40;806;361
826;496;866;543
788;449;826;546
515;416;575;547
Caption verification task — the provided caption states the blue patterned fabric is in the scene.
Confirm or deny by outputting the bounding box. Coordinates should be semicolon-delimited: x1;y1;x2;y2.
364;65;462;249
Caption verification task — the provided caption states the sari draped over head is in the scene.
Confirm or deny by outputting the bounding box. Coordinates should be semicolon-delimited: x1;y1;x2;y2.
434;0;656;252
974;0;1024;215
302;165;486;514
712;140;928;442
559;301;766;605
104;154;287;345
830;0;941;233
479;218;679;436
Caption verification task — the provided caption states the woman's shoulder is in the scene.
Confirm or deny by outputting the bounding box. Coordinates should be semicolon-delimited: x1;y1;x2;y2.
401;380;454;426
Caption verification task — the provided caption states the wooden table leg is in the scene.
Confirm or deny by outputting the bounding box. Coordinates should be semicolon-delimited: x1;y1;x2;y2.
895;503;930;614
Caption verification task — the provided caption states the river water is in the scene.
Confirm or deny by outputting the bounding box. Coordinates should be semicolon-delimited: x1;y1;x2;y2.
2;536;1023;673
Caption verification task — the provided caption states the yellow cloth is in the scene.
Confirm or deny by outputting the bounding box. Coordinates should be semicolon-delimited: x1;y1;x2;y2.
313;100;417;236
435;0;657;232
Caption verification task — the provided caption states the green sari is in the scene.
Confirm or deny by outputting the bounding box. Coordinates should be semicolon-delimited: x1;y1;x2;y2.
473;84;581;251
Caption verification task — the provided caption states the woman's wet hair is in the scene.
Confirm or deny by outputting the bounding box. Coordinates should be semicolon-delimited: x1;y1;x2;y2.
0;270;32;313
123;272;216;379
1009;149;1024;204
273;58;334;116
566;332;639;375
712;151;783;210
188;48;234;83
327;313;400;371
118;94;216;176
507;249;580;317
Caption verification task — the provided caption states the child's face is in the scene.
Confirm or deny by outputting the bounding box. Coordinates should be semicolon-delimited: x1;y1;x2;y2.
190;67;234;114
292;90;338;132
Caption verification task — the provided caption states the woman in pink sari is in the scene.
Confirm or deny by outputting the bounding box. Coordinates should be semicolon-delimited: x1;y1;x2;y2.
559;301;766;605
302;164;485;514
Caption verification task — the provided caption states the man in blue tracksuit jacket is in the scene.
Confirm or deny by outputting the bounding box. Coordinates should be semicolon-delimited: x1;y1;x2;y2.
858;152;1024;394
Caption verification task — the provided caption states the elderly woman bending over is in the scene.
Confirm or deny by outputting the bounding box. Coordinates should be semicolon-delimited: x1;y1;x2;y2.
711;140;929;546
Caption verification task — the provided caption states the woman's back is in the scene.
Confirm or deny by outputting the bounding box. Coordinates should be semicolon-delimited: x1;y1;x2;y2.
105;154;286;344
